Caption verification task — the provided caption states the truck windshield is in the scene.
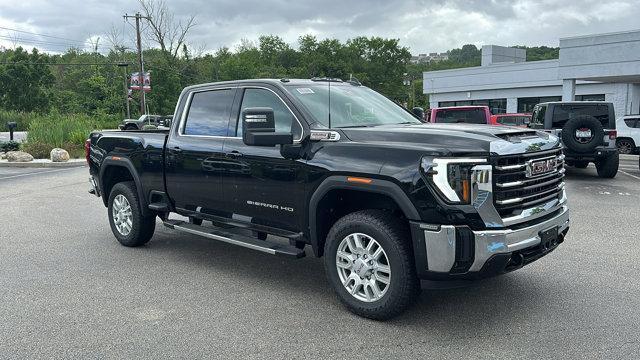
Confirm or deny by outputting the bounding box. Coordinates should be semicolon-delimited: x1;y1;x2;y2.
285;84;420;128
434;108;487;124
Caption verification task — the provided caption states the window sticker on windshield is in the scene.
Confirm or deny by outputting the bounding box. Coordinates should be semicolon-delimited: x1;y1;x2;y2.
296;88;315;94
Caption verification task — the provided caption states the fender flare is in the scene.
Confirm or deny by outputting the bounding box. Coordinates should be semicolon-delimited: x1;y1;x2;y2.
308;175;420;256
99;157;149;216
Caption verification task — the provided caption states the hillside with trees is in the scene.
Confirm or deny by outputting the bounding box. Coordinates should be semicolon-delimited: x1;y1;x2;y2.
0;41;559;119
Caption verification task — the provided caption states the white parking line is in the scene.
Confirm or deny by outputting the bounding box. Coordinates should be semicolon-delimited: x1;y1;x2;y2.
0;168;77;180
620;171;640;181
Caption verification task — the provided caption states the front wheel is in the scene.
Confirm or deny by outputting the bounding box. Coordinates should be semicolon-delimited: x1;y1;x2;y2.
324;210;419;320
108;181;155;247
596;153;619;178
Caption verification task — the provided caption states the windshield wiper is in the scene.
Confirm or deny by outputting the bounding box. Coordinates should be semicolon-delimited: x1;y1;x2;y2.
335;124;378;128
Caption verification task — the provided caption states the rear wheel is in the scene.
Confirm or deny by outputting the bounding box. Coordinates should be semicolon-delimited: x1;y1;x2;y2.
324;210;419;320
596;153;619;178
108;181;155;247
123;124;137;131
616;138;635;155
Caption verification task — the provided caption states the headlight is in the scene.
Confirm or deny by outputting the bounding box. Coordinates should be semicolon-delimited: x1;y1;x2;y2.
422;157;486;204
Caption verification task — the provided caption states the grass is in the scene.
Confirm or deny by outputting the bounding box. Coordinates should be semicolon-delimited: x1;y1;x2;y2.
21;112;120;158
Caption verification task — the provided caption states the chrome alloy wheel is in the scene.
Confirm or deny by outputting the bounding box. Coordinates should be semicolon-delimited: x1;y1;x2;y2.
336;233;391;302
112;194;133;236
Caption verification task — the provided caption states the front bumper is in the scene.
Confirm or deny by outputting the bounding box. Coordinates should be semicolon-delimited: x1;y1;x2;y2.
411;205;569;280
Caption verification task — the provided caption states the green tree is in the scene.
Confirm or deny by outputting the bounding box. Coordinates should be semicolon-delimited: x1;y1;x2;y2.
0;47;55;112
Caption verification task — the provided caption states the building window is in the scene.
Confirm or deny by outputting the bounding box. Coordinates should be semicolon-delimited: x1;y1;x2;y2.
517;96;562;113
437;99;506;114
576;94;605;101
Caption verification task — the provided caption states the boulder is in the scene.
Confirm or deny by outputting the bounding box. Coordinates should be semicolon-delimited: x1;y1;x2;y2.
50;148;70;162
6;151;34;162
0;152;6;160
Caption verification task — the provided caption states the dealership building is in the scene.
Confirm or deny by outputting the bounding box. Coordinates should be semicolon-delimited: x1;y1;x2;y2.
423;29;640;118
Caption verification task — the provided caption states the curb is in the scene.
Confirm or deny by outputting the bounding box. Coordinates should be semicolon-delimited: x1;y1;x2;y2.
0;160;86;168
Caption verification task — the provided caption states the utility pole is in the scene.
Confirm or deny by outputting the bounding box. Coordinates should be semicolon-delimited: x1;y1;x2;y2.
124;12;150;116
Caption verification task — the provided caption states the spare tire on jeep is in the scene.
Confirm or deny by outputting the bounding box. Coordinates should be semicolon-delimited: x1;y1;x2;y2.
561;115;604;153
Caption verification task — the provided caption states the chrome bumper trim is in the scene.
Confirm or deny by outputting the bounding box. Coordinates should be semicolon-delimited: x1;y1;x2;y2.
469;205;569;272
421;205;569;273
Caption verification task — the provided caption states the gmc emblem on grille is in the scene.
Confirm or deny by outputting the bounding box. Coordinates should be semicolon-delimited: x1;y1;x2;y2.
526;158;556;178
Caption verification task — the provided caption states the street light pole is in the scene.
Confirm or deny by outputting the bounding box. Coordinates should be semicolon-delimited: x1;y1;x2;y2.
117;62;130;119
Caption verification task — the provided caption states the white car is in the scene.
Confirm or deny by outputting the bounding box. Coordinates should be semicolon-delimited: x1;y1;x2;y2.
616;115;640;154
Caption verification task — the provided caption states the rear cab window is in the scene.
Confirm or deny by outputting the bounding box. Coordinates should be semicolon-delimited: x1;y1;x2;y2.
182;88;236;136
497;116;529;126
551;104;612;129
434;108;487;124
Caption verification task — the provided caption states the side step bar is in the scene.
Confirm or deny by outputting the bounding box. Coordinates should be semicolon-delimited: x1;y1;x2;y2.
163;219;306;258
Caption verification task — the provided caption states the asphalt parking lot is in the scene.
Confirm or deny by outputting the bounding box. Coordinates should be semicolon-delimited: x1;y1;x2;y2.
1;157;639;359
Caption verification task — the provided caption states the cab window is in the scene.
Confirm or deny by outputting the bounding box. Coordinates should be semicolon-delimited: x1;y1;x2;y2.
237;88;301;138
183;89;235;136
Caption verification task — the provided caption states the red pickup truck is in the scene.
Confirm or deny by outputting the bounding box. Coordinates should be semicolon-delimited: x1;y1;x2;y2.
426;106;491;124
490;113;532;127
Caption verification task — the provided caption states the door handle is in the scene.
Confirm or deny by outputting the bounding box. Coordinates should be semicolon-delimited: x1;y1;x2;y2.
228;150;243;157
171;146;182;153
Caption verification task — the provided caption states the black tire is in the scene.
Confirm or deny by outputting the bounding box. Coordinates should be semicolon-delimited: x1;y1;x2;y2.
561;115;604;153
573;160;589;168
123;124;137;131
189;217;203;226
108;181;155;247
616;138;636;155
324;210;419;320
596;153;619;178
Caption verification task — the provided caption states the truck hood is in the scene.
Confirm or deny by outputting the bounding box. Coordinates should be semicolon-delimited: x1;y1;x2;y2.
340;123;561;156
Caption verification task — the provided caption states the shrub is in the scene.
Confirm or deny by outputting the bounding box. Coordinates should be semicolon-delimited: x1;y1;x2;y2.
0;110;32;131
22;112;120;158
0;140;21;152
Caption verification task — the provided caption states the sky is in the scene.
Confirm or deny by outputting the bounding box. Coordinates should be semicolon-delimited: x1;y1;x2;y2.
0;0;639;55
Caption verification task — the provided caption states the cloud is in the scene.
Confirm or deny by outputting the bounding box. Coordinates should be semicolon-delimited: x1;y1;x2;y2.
0;0;638;54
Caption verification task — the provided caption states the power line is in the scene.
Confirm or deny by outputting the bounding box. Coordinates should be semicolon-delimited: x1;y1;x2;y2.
0;26;87;44
0;62;131;66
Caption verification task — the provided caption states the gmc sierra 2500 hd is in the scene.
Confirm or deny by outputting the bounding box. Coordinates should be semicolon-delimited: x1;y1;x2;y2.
87;78;570;320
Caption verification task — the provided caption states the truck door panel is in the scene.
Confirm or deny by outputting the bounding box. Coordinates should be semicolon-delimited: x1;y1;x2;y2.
165;87;237;213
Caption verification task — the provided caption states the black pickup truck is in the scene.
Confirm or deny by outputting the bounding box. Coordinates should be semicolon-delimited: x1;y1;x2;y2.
87;78;570;319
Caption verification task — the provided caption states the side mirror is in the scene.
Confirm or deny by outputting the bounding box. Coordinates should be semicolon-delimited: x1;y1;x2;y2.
411;107;424;120
242;107;293;146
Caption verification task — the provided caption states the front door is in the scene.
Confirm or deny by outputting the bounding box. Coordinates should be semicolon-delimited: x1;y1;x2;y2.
222;86;306;232
165;87;237;216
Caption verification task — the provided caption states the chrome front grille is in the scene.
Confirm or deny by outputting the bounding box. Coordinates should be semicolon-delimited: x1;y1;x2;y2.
492;148;565;216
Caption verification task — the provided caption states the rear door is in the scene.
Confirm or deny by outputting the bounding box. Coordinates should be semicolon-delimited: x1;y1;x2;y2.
165;86;237;215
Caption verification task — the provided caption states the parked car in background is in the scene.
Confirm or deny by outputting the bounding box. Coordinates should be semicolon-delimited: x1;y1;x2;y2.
615;115;640;154
530;101;618;178
490;113;531;127
426;106;491;124
119;114;163;130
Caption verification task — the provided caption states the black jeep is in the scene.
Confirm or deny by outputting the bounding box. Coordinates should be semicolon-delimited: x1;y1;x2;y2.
530;101;619;178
